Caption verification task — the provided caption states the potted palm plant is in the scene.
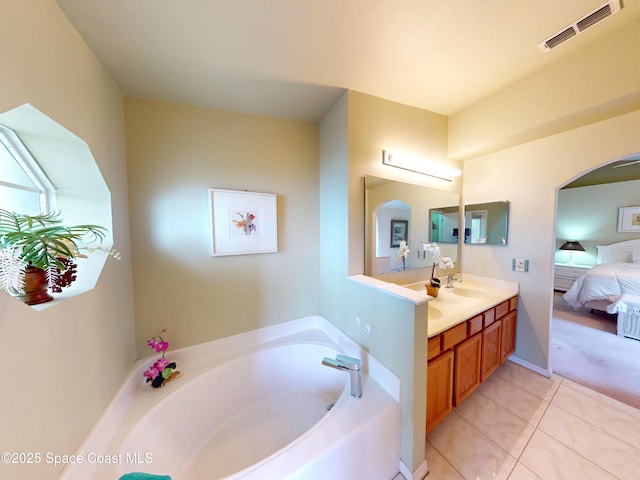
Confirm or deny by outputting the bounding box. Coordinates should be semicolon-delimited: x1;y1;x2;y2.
0;208;107;305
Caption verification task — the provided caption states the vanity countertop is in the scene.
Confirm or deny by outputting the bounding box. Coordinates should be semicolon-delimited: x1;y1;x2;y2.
400;274;518;338
348;273;518;338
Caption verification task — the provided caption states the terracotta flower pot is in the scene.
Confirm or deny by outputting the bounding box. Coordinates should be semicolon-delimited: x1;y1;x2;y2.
13;266;53;305
426;284;440;297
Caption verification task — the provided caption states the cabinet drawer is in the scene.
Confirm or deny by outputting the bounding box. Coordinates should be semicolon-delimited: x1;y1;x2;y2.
509;296;518;311
555;265;589;278
495;300;510;319
483;308;496;328
554;277;576;291
468;314;483;336
442;322;467;350
428;335;442;361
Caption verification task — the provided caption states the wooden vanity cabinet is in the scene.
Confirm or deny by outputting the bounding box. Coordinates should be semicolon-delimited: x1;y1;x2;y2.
480;319;502;381
453;332;481;406
500;297;518;364
500;309;517;364
426;349;453;433
426;295;518;432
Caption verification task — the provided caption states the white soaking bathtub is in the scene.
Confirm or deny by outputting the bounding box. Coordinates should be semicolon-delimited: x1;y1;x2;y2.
60;316;400;480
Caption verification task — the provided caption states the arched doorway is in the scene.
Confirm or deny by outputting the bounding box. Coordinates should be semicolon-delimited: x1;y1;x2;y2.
551;153;640;408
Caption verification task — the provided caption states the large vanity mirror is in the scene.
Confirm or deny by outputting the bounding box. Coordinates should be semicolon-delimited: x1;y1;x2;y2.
464;201;509;245
365;176;460;276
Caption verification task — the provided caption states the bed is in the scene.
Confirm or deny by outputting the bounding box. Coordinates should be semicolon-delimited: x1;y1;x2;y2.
563;238;640;340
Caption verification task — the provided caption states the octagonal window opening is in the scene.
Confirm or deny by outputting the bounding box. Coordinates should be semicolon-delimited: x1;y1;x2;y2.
0;104;113;310
0;125;57;214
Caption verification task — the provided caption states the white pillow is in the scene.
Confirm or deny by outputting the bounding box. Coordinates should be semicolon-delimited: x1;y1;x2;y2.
632;247;640;264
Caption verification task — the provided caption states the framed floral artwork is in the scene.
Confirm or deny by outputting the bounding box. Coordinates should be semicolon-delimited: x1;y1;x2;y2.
209;188;278;256
618;206;640;233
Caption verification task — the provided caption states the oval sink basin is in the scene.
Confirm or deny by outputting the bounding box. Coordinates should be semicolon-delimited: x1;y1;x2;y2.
451;287;489;299
428;304;444;320
403;282;427;292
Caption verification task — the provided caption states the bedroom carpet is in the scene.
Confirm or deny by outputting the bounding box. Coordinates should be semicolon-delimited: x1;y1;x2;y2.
552;295;640;409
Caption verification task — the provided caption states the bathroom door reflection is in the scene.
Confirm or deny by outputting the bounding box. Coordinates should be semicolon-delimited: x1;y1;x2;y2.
429;207;459;244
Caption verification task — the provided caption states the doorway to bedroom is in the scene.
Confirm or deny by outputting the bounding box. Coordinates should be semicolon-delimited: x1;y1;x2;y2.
552;154;640;410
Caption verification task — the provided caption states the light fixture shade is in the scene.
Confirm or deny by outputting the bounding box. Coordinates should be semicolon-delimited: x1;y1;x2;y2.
382;150;461;181
560;241;585;251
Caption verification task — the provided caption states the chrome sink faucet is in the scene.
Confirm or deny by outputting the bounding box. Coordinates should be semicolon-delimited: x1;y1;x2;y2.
445;273;462;288
322;354;362;397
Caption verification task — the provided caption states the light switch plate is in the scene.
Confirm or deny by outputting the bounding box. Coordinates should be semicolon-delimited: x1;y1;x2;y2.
512;258;529;272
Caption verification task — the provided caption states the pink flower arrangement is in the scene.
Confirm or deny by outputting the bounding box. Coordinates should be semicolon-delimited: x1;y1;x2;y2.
147;338;169;353
143;328;180;388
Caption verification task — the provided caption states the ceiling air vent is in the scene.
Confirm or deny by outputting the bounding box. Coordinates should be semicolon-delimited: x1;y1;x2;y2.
538;0;622;52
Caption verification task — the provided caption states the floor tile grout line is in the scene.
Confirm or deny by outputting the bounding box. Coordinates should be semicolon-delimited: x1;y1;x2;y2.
502;371;637;479
548;378;640;453
495;362;564;404
531;429;624;480
491;377;563;480
434;364;560;479
432;357;640;480
426;411;472;479
425;438;467;480
443;409;519;479
504;382;560;479
560;376;640;416
473;383;550;428
536;405;640;478
483;372;562;479
540;377;638;479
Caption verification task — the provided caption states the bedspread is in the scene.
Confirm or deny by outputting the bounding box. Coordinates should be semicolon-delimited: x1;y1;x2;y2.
563;263;640;309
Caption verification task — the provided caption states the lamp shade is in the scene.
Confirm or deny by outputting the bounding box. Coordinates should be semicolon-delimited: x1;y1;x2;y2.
560;241;585;252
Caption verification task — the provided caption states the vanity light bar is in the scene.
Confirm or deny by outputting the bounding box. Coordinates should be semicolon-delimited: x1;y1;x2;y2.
382;150;462;181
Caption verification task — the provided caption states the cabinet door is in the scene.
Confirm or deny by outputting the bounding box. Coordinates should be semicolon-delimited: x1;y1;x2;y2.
500;310;517;364
426;349;454;433
453;333;482;406
481;320;502;382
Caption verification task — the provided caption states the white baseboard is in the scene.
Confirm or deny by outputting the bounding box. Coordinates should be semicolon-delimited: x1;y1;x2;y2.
508;355;552;378
399;459;428;479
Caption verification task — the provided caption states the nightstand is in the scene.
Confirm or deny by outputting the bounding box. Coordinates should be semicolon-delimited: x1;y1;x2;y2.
554;263;592;292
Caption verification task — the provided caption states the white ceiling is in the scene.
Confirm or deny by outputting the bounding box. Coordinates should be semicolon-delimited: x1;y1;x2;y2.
56;0;640;122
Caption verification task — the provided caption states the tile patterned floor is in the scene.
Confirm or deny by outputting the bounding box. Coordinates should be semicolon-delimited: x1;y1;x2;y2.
425;361;640;479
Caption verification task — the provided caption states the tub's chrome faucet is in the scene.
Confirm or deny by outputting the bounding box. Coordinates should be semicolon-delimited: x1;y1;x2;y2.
322;354;362;398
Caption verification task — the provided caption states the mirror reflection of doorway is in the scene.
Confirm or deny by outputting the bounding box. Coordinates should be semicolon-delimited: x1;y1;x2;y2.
429;207;459;244
469;210;487;244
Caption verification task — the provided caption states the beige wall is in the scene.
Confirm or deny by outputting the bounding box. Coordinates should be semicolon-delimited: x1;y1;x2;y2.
452;18;640;372
450;18;640;160
461;111;640;370
1;4;637;480
124;98;320;353
320;90;462;472
0;2;135;479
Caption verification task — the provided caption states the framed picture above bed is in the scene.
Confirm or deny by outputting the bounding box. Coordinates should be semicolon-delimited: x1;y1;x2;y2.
617;206;640;233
